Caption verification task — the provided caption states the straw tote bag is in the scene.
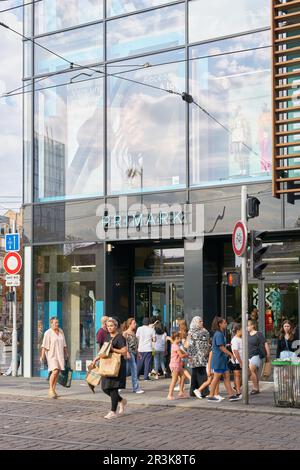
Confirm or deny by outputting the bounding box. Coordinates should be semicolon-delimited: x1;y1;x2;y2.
99;352;121;377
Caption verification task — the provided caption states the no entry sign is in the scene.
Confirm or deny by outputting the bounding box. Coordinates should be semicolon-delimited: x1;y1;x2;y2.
232;221;247;257
3;252;22;275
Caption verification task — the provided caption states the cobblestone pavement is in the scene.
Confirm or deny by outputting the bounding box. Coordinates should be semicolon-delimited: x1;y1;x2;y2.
0;394;299;450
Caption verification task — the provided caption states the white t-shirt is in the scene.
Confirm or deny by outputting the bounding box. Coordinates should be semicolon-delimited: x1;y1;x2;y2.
136;325;155;353
231;336;243;365
154;332;167;352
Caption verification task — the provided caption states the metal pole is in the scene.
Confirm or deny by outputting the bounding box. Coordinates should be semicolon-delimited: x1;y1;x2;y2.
11;219;18;377
241;185;249;405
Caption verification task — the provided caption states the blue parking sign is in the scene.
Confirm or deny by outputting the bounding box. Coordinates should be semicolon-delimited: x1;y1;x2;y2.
5;233;20;252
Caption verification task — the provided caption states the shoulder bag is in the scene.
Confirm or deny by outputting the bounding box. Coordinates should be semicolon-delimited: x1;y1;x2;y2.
99;352;121;377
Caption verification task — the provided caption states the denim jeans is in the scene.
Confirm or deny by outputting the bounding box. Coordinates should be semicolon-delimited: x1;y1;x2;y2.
127;352;141;392
154;351;166;373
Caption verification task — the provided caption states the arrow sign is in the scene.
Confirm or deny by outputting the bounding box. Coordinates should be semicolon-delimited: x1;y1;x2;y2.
5;233;20;252
3;252;22;275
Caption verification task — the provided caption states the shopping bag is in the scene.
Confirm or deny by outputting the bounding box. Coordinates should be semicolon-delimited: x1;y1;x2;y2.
58;360;73;388
99;341;112;359
99;353;121;377
86;365;101;393
261;361;271;379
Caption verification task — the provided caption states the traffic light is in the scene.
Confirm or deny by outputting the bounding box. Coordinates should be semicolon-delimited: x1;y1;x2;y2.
250;230;269;280
226;271;240;287
247;197;260;219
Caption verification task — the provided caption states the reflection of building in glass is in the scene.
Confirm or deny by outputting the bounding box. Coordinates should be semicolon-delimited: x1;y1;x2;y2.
34;132;65;200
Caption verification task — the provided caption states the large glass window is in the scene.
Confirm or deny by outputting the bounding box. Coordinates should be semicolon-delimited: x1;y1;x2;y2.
189;0;270;44
107;50;186;194
107;3;185;60
190;32;272;187
107;0;174;17
34;24;103;75
34;71;103;202
33;243;104;378
34;0;103;34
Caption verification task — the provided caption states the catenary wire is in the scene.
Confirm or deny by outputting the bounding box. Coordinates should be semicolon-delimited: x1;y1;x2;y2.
0;21;270;159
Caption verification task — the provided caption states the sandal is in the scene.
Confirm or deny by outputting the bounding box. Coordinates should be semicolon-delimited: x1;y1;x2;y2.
250;389;260;395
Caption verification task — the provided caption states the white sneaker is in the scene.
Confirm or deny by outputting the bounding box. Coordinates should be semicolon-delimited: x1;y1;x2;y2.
193;389;203;399
215;395;225;401
135;390;145;394
174;385;180;391
104;411;117;420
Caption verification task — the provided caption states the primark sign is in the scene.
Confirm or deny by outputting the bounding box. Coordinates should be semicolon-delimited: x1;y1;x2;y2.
96;197;204;250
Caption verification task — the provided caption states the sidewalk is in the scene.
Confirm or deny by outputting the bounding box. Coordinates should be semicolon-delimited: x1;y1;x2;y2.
1;375;300;417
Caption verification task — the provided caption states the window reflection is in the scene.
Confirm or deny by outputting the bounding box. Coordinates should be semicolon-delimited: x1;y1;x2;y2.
190;32;272;187
107;0;173;17
34;71;103;201
189;0;270;44
107;50;186;194
35;0;103;34
107;4;185;59
35;24;103;75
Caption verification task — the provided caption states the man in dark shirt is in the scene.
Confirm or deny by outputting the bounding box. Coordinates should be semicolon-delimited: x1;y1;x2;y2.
96;316;109;349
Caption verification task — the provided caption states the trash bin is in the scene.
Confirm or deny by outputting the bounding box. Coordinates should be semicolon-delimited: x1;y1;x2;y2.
272;360;294;408
292;362;300;409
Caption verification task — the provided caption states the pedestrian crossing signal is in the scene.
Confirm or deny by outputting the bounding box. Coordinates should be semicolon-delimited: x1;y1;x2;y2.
226;272;240;287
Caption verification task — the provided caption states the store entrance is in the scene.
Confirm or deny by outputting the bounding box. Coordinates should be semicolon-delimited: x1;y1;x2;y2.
134;281;184;333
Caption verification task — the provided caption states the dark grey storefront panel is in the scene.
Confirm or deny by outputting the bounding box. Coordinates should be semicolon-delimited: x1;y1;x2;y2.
184;239;203;325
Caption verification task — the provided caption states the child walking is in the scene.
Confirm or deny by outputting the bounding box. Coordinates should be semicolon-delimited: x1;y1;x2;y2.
194;350;223;400
167;332;188;400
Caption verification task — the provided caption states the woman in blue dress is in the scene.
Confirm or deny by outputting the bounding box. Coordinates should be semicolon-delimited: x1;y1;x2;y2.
207;316;241;403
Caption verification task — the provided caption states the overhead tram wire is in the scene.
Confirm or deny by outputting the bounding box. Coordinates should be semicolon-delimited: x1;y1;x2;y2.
0;18;272;98
0;20;267;157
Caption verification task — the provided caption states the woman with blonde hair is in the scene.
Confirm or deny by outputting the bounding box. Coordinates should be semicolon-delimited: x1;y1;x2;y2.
123;318;144;394
40;317;69;399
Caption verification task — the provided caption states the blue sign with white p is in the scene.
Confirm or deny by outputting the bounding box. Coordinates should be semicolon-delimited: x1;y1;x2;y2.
5;233;20;252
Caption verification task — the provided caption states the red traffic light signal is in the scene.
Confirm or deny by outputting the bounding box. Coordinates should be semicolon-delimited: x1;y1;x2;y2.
226;272;240;287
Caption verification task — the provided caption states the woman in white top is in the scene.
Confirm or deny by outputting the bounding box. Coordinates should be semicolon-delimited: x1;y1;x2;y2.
40;317;68;399
153;322;167;379
230;323;243;397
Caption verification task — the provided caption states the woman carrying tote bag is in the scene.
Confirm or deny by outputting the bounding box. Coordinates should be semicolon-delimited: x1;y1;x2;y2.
91;317;128;420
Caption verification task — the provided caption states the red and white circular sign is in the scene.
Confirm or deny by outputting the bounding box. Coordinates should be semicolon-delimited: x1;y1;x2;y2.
3;252;22;275
232;221;247;257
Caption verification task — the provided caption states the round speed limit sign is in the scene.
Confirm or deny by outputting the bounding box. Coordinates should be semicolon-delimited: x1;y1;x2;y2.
232;221;247;257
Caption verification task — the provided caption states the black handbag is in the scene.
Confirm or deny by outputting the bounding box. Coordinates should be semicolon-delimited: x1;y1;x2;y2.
58;359;73;388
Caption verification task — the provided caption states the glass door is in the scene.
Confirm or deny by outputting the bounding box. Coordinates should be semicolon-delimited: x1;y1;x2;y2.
169;282;184;334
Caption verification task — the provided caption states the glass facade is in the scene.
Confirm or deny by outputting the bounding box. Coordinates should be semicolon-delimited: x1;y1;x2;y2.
107;4;185;59
190;31;272;187
189;0;270;43
24;0;273;203
35;0;104;34
107;0;173;17
34;24;103;75
107;50;186;194
34;71;104;202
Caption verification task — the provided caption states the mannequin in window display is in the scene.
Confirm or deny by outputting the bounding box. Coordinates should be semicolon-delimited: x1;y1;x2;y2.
80;290;94;349
229;106;250;176
258;103;271;173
